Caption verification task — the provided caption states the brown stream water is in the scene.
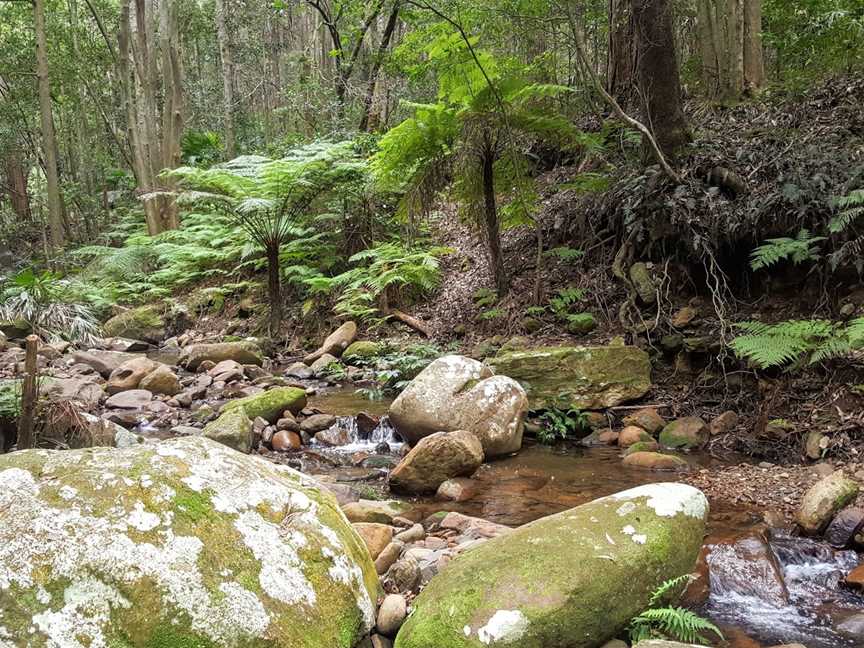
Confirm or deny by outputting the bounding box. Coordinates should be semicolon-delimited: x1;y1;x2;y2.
307;387;864;648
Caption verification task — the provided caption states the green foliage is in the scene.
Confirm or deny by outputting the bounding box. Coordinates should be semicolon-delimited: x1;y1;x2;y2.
549;286;586;318
749;229;825;270
0;269;99;344
477;307;505;321
357;343;451;397
829;189;864;233
307;242;451;322
535;407;588;444
544;246;584;262
472;288;499;308
181;130;223;168
628;575;723;645
0;380;21;421
730;318;864;368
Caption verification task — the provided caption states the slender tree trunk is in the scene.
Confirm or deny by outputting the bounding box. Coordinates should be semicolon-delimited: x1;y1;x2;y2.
481;148;507;295
4;152;30;219
215;0;236;157
631;0;690;160
266;248;282;335
34;0;64;248
359;1;401;132
18;335;39;451
725;0;745;98
743;0;764;93
607;0;635;107
697;0;722;96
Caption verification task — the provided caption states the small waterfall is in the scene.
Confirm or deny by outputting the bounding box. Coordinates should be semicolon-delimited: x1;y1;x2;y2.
316;415;402;452
703;529;862;648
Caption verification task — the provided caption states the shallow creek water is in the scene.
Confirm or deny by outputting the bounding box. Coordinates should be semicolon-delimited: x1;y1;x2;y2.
308;387;864;648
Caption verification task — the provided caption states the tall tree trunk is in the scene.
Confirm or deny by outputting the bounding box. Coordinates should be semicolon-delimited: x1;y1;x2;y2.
266;248;282;335
743;0;764;93
697;0;723;96
725;0;745;98
481;148;507;295
359;1;401;132
34;0;65;248
4;152;30;219
215;0;236;157
631;0;690;160
607;0;635;107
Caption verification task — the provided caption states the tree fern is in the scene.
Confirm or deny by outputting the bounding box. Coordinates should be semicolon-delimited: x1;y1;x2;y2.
731;318;864;368
749;229;825;270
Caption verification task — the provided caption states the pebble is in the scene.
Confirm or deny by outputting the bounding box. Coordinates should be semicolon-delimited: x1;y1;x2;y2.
374;541;404;575
376;594;407;636
394;523;425;543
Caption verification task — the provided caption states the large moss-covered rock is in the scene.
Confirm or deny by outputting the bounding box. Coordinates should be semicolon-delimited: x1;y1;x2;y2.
343;341;383;363
389;356;527;457
489;346;651;410
181;341;264;370
203;407;254;453
103;304;165;344
221;386;307;423
0;436;379;647
394;483;708;648
659;417;708;449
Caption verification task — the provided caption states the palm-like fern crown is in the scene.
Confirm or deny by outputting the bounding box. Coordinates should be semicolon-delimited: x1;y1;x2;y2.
373;31;578;227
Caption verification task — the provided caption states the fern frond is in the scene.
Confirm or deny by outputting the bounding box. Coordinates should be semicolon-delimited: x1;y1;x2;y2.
750;229;824;270
631;608;723;645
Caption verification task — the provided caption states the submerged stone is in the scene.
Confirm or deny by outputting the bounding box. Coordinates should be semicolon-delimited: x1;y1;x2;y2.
0;436;379;647
394;483;708;648
489;346;651;410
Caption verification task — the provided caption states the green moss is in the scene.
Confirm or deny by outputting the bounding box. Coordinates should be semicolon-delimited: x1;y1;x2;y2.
221;387;307;423
624;441;657;456
174;488;217;524
103;305;165;343
144;624;219;648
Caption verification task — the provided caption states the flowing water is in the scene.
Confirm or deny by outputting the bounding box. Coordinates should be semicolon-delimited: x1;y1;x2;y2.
309;387;864;647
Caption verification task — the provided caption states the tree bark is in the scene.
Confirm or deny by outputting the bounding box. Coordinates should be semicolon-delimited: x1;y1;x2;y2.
607;0;635;107
215;0;236;157
725;0;745;98
34;0;65;248
4;152;30;219
743;0;764;92
481;146;507;295
631;0;690;160
697;0;723;96
359;1;401;132
18;335;39;451
266;247;282;335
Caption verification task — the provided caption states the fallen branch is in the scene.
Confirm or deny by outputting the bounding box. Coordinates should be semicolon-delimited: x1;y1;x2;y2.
387;309;433;337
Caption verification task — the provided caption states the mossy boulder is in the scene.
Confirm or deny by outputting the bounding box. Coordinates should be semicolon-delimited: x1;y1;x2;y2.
103;304;165;343
0;436;379;647
489;346;651;410
181;341;264;370
566;313;596;335
394;483;708;648
221;386;307;423
343;341;383;363
659;417;708;449
203;407;254;453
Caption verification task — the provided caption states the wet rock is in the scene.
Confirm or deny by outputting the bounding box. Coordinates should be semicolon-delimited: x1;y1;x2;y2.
796;470;860;534
202;407;253;453
371;635;393;648
375;541;404;575
342;499;410;525
71;350;140;378
618;425;653;448
395;484;708;648
376;594;407;637
209;359;245;383
104;389;153;410
0;436;379;647
623;440;660;455
375;441;391;454
301;414;337;433
384;555;421;594
580;428;619;447
583;411;608;429
634;642;707;648
181;341;263;370
436;477;478;502
846;563;864;589
659;417;708;449
102;304;165;343
357;412;380;437
353;523;393;560
389;356;527;457
623;451;688;471
439;512;511;540
705;532;789;607
490;345;651;411
221;386;307;423
310;353;340;375
277;416;301;432
343;341;383;363
825;507;864;548
706;412;737;440
837;612;864;641
271;430;301;452
389;431;484;495
139;364;181;396
316;426;352;446
107;356;159;394
304;321;357;364
622;408;665;434
285;362;314;379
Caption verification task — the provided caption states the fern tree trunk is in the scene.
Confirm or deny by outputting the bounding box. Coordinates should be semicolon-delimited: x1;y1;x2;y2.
482;149;507;295
267;247;282;335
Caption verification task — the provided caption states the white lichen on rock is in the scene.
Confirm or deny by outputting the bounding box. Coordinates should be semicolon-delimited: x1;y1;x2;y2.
0;436;378;647
476;610;530;645
611;482;708;520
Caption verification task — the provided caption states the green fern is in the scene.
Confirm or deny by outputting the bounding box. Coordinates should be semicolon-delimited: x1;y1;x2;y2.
628;575;722;646
749;229;825;270
731;318;864;368
829;189;864;233
544;246;585;262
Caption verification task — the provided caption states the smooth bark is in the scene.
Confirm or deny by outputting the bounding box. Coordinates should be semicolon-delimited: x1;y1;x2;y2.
215;0;236;157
